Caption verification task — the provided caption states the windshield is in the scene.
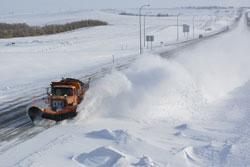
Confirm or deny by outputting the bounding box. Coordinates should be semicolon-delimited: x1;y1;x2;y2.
52;87;73;96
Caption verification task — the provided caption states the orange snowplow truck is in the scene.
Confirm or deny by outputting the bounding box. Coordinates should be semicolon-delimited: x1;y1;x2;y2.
28;78;89;122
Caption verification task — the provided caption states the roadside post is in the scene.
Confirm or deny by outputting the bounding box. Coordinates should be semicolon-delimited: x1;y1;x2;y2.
112;55;115;65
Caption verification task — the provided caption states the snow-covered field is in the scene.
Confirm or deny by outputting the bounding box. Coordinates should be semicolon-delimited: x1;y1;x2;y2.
1;8;249;167
0;8;236;88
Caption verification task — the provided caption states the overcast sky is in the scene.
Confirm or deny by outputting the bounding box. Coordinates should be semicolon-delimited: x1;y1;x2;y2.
1;0;250;13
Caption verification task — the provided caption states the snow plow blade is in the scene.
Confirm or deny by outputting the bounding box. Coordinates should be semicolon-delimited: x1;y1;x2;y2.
28;107;43;122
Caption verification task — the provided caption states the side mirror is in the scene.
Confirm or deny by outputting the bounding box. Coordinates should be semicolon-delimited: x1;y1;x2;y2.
46;87;51;95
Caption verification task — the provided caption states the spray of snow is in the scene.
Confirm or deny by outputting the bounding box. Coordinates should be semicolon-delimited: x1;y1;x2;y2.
76;70;132;121
76;54;205;123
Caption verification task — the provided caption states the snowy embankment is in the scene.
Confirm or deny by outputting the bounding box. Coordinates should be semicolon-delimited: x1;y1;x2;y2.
1;13;250;166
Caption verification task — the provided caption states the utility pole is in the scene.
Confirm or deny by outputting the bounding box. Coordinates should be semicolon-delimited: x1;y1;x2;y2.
139;4;150;54
144;15;146;47
193;15;195;39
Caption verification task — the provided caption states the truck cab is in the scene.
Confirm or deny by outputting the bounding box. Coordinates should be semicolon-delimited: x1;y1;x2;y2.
28;78;89;122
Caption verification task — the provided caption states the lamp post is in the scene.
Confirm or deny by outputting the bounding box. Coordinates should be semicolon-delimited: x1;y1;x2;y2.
139;4;150;54
176;14;180;41
143;11;152;48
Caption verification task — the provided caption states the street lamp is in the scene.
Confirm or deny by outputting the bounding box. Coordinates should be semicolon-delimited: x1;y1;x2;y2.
139;4;150;54
176;13;180;41
144;12;150;48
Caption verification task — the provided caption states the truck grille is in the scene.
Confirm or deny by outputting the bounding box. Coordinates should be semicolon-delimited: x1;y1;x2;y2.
52;100;65;111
